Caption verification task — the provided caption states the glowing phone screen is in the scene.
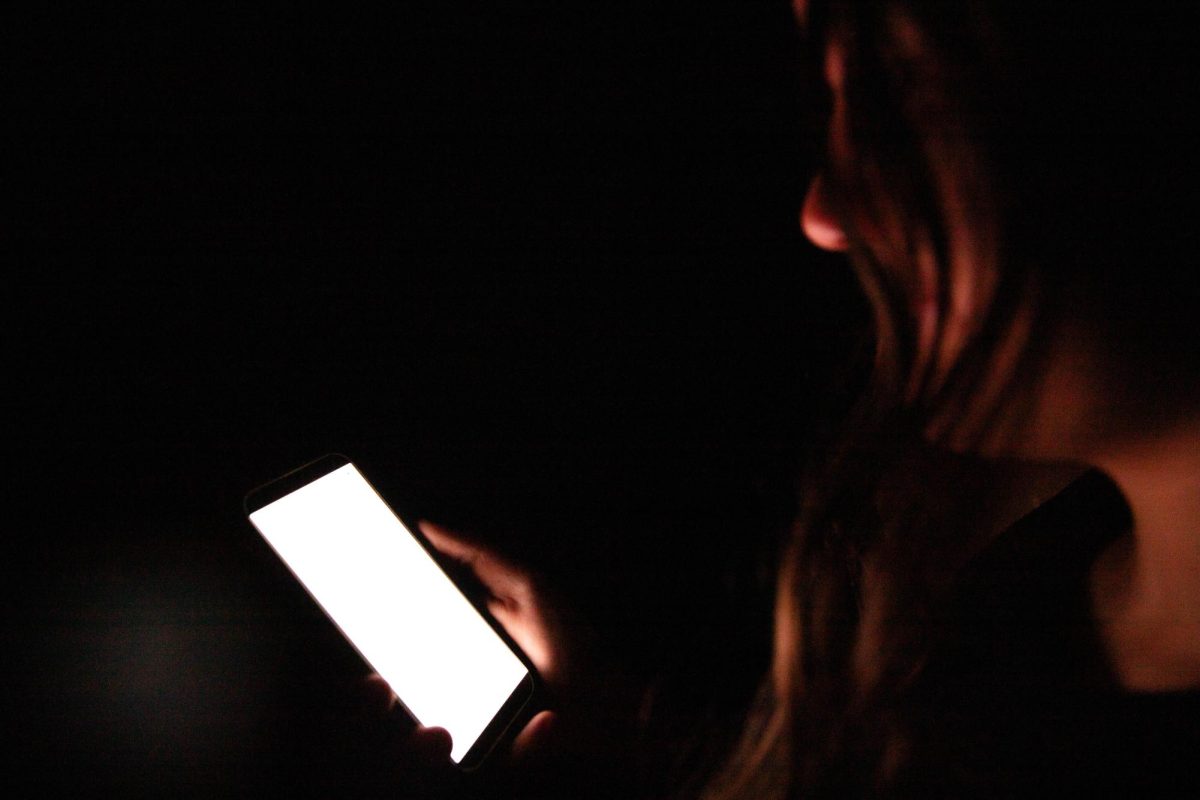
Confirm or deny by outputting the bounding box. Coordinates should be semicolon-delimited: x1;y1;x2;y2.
249;463;529;763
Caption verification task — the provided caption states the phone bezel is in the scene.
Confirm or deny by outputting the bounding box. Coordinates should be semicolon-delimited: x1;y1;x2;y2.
244;452;542;771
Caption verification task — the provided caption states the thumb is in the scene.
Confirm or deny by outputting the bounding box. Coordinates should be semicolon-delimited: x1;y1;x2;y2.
510;709;559;767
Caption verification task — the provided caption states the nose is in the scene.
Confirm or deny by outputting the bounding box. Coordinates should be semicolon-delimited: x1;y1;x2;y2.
800;173;848;252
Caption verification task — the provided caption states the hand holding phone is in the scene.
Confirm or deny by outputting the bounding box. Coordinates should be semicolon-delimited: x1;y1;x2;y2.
245;455;541;769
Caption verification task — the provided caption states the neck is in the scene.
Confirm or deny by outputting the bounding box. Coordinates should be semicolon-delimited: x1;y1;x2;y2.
1091;417;1200;691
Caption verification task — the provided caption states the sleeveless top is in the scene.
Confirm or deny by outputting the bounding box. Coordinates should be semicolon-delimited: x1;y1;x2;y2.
896;470;1200;797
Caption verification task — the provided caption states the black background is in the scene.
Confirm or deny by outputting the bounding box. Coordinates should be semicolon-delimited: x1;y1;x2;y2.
8;2;865;796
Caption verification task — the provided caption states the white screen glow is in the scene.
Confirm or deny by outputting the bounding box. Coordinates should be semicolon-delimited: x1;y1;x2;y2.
249;463;529;763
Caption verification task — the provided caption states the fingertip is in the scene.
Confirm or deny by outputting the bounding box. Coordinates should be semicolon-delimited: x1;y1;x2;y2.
417;519;450;538
360;673;398;713
418;520;475;560
410;726;454;764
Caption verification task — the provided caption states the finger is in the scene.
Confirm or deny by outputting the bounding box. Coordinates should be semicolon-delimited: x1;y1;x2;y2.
418;520;483;564
373;726;457;796
407;726;453;765
419;520;528;601
421;521;557;683
360;673;398;715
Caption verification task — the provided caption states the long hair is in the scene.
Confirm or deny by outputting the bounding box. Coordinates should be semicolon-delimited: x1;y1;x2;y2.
711;1;1200;796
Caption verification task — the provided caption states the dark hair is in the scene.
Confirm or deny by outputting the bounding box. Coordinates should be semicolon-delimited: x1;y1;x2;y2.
714;1;1200;796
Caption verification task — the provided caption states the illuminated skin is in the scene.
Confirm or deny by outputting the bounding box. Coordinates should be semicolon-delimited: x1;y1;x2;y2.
387;31;1198;785
370;13;1200;784
801;34;1008;418
367;520;638;780
801;33;1200;692
366;521;562;770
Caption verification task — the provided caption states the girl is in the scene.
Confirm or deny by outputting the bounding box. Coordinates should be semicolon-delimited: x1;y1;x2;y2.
769;0;1200;795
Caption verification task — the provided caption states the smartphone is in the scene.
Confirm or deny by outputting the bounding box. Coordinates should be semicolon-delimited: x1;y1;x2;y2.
244;454;540;769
